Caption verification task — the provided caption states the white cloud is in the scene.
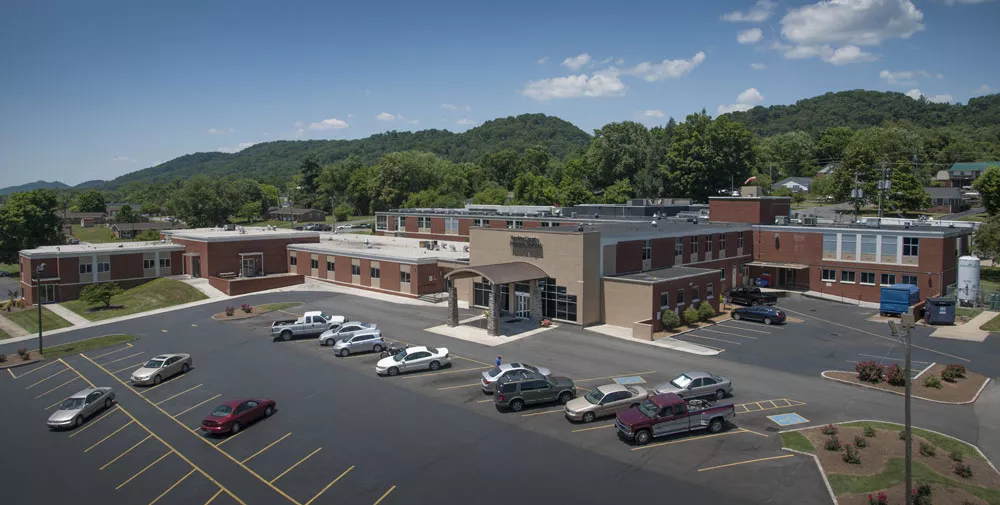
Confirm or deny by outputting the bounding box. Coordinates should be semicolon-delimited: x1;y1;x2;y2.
973;84;998;95
376;112;396;121
723;0;777;22
522;71;626;101
206;128;233;134
879;69;942;85
537;56;548;64
308;118;349;130
642;109;665;118
440;104;472;112
905;88;954;103
719;87;764;115
597;57;614;65
562;53;591;71
624;51;706;82
777;42;877;64
750;62;767;70
905;88;923;99
738;28;764;44
216;141;260;154
781;0;924;47
944;0;994;4
346;113;355;118
615;58;624;65
718;103;754;114
456;118;477;125
293;121;304;128
111;156;136;162
825;45;878;65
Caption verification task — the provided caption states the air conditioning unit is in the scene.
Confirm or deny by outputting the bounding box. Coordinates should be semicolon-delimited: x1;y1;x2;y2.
774;216;789;225
801;216;818;226
642;259;651;271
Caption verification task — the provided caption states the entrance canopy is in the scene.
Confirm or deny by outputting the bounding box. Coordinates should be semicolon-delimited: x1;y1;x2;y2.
445;261;548;284
746;260;809;270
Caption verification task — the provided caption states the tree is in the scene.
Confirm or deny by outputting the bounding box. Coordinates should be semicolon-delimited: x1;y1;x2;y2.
0;189;63;263
662;113;757;202
771;187;793;197
480;149;520;189
518;146;552;175
602;179;633;204
972;216;1000;260
259;184;281;210
559;179;593;206
973;165;1000;215
75;190;106;213
816;127;856;162
135;229;161;241
792;192;807;204
317;157;361;211
887;168;930;212
333;203;353;222
170;175;236;227
79;282;124;308
584;121;652;190
759;131;818;178
238;201;263;222
513;172;559;205
811;174;834;197
833;126;922;215
403;189;464;209
471;184;508;205
139;202;161;216
117;204;138;224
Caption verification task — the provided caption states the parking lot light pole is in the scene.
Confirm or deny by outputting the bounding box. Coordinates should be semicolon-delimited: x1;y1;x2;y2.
34;263;46;354
889;315;916;505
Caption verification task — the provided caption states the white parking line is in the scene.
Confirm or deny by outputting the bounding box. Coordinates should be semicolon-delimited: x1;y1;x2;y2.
681;334;742;346
857;353;930;364
719;322;774;334
699;328;758;340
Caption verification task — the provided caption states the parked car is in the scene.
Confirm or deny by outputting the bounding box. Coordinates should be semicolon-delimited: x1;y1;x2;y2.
0;271;8;277
730;305;786;325
375;346;450;376
335;224;352;231
353;223;371;229
67;238;80;245
200;398;276;435
47;387;115;429
615;393;736;445
494;374;576;412
564;384;649;423
653;372;733;400
318;322;378;346
480;363;552;393
331;330;385;357
131;353;193;386
271;311;347;340
728;287;778;306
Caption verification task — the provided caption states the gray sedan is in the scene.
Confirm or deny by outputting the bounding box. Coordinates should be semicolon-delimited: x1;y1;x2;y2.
654;371;733;400
47;387;115;429
131;353;192;386
332;330;385;357
564;384;648;423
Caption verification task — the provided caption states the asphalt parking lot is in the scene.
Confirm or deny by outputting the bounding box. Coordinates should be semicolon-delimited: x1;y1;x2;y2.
1;289;997;505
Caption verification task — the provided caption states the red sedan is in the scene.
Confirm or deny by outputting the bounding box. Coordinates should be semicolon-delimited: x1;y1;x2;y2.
201;398;276;435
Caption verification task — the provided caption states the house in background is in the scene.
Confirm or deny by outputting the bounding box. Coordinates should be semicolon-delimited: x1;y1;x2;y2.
111;221;183;240
939;162;998;188
775;177;813;193
815;162;839;177
924;187;964;214
60;211;106;227
106;202;141;219
267;207;328;222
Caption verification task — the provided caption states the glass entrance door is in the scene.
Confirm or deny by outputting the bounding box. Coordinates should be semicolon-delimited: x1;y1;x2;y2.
242;257;256;277
515;292;530;319
39;284;56;304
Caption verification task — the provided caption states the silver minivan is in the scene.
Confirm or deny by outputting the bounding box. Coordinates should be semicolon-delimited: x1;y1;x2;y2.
332;330;385;357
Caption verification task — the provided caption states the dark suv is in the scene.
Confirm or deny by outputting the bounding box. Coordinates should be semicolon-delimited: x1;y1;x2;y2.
494;374;577;412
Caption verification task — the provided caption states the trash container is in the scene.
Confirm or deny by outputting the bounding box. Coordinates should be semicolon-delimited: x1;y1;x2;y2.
924;297;955;325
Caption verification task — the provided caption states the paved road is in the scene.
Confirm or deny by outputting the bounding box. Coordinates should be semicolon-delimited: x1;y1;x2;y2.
941;207;985;221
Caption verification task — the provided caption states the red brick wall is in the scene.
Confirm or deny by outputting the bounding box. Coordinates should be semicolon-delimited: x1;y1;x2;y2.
651;238;673;269
360;258;371;286
200;236;318;278
405;217;417;233
710;198;791;224
616;240;644;273
170;251;184;275
458;219;472;236
415;263;445;294
613;269;722;332
335;256;352;283
58;257;80;284
172;239;208;277
110;253;144;281
523;221;540;228
430;218;445;235
385;215;396;231
210;274;304;296
380;260;401;292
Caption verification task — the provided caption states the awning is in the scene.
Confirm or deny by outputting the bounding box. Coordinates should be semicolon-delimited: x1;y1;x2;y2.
445;261;548;284
746;261;809;269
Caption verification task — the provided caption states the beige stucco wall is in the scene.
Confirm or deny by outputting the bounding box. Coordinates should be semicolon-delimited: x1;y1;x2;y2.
602;279;652;328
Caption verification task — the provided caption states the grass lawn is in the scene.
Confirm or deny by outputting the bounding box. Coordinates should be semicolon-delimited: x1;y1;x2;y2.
841;422;983;461
5;307;72;333
982;314;1000;333
827;458;1000;503
780;431;815;453
0;327;10;340
40;334;137;360
0;262;18;275
959;214;987;222
957;307;984;319
61;278;207;321
71;224;117;243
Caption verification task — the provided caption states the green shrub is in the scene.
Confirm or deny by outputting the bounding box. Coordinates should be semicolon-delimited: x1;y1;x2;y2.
923;375;942;389
843;444;861;464
954;463;973;479
919;441;936;457
913;482;932;505
863;425;877;438
683;306;700;325
660;310;681;330
697;302;716;321
822;424;839;435
950;450;964;462
824;435;842;451
334;204;353;222
856;361;885;383
886;364;906;386
854;434;868;448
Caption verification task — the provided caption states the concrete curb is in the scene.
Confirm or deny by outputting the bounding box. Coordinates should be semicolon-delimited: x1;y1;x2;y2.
585;325;721;356
0;358;46;370
820;370;991;405
780;447;838;505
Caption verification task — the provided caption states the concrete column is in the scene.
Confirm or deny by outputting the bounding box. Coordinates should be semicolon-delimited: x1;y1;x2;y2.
446;281;459;327
487;283;501;336
531;279;544;322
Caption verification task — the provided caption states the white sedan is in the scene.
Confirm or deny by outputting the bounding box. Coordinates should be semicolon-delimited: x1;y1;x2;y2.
375;346;450;376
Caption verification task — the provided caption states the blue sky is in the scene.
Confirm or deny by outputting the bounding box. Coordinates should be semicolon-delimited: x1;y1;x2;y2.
2;0;999;187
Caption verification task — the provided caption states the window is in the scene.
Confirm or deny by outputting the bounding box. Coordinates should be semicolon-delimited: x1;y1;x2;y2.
400;270;411;283
473;218;483;227
861;272;876;285
159;258;170;268
417;216;430;229
351;264;361;276
738;231;745;249
642;240;651;261
706;283;714;299
705;236;712;253
822;233;837;259
290;255;297;266
881;273;896;285
445;217;458;235
376;215;387;231
841;234;857;260
97;262;111;273
674;239;684;258
902;275;918;286
370;265;380;279
540;278;576;321
692;286;700;302
719;233;727;250
691;237;699;254
720;268;726;280
822;269;836;282
143;259;155;269
397;216;405;230
841;271;856;283
311;259;319;269
79;263;92;275
881;236;898;262
660;292;670;308
903;237;919;257
326;260;335;272
861;235;877;259
506;220;523;229
676;289;685;306
541;221;551;227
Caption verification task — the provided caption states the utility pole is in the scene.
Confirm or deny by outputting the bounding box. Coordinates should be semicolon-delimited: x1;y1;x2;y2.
877;162;890;229
851;170;862;223
889;315;916;505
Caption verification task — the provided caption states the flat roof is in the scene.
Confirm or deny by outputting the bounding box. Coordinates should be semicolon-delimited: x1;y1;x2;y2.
163;227;319;242
606;266;721;284
471;220;751;241
709;196;792;201
287;234;469;263
20;241;184;258
754;222;973;237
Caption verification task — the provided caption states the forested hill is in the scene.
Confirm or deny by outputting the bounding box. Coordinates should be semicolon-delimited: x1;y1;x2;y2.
110;113;591;187
0;180;70;195
725;90;1000;136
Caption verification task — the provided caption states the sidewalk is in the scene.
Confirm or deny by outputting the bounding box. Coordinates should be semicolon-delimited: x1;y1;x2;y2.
585;324;720;356
931;310;998;342
44;304;90;326
0;313;29;338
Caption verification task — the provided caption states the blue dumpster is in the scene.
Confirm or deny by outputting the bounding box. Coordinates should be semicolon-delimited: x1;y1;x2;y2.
924;297;955;325
880;284;920;316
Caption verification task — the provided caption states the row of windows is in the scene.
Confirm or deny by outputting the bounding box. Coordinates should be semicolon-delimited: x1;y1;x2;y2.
660;284;714;308
78;261;112;274
141;258;171;270
821;269;917;286
472;278;578;322
643;233;744;264
822;233;919;264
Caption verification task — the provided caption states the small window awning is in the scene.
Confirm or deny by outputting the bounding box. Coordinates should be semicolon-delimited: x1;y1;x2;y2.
746;261;809;269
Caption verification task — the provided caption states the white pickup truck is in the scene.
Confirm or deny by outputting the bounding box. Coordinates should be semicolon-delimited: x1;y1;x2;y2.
271;311;346;341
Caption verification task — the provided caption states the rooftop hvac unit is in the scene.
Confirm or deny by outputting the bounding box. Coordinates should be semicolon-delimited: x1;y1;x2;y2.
774;216;789;225
801;216;818;226
865;218;881;228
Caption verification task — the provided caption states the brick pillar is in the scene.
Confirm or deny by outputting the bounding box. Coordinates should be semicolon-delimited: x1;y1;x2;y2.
531;279;543;322
487;283;501;336
446;281;459;327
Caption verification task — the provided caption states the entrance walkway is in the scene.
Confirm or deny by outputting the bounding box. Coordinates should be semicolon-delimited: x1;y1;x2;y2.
930;311;998;342
170;276;227;299
425;315;555;347
45;304;90;326
0;313;29;337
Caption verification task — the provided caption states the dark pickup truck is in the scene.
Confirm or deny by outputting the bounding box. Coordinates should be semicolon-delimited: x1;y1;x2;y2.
615;393;736;445
728;287;778;306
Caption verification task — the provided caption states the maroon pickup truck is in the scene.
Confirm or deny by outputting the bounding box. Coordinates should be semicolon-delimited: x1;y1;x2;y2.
615;393;736;445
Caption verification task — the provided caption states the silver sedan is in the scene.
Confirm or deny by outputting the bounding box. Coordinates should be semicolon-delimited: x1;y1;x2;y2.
654;371;733;400
131;353;192;386
47;387;115;429
564;384;648;423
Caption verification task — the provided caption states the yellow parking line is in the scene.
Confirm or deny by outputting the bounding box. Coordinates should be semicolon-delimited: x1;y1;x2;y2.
116;451;172;490
242;432;292;464
11;359;60;378
271;447;322;483
684;334;742;345
437;382;481;391
216;429;248;447
203;489;224;505
739;426;771;438
34;376;80;399
401;366;491;379
304;465;354;505
69;406;119;438
372;485;397;505
631;429;750;451
521;408;564;417
154;384;203;405
697;454;795;472
45;397;67;410
85;420;135;452
26;367;70;389
100;434;152;470
174;394;222;417
453;355;492;366
720;322;774;334
113;361;147;374
148;468;197;505
572;423;615;433
476;398;493;403
92;344;134;359
139;373;189;394
103;352;145;366
7;368;14;379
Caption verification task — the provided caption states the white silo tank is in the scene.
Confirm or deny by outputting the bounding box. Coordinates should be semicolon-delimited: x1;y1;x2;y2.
957;256;980;306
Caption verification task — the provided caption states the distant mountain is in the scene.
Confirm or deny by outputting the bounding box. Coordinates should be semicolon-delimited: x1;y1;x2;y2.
0;180;71;195
110;113;591;187
724;90;1000;136
73;180;108;189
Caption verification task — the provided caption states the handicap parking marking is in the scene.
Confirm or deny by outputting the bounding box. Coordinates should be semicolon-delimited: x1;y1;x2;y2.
767;413;809;427
613;376;647;385
735;398;806;414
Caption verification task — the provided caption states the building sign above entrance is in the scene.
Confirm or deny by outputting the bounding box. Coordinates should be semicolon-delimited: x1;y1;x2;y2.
510;235;543;258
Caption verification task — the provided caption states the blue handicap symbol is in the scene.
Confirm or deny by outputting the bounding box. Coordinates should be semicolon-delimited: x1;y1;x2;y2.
767;413;809;426
613;376;646;385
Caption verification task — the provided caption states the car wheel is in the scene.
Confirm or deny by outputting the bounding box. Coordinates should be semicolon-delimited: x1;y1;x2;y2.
74;416;83;428
558;392;573;405
751;299;758;306
709;418;724;434
340;349;350;357
510;399;525;412
732;312;742;320
104;398;112;409
635;430;652;446
380;351;390;358
264;406;274;417
373;344;383;353
429;361;441;371
715;389;726;400
281;330;292;341
325;339;335;346
583;412;596;423
153;375;162;386
231;422;241;434
181;363;190;373
387;367;399;377
764;317;773;325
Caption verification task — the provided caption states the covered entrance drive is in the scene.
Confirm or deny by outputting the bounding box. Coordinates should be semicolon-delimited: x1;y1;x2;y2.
445;262;548;337
746;260;809;290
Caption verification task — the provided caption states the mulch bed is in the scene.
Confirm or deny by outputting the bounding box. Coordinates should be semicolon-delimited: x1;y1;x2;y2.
827;364;989;403
839;483;988;505
212;310;261;321
0;354;41;369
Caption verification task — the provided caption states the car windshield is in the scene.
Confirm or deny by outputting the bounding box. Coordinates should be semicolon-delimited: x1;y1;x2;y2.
393;352;406;362
523;364;539;372
487;366;501;377
59;398;86;410
670;374;693;389
211;405;233;417
144;359;165;369
426;347;438;354
711;374;724;383
625;386;638;395
638;399;659;418
584;390;603;404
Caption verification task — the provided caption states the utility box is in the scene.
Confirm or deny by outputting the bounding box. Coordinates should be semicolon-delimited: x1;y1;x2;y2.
880;284;920;316
924;297;955;325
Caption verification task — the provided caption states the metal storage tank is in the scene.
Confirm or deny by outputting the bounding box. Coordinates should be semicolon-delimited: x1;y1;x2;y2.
957;256;980;306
